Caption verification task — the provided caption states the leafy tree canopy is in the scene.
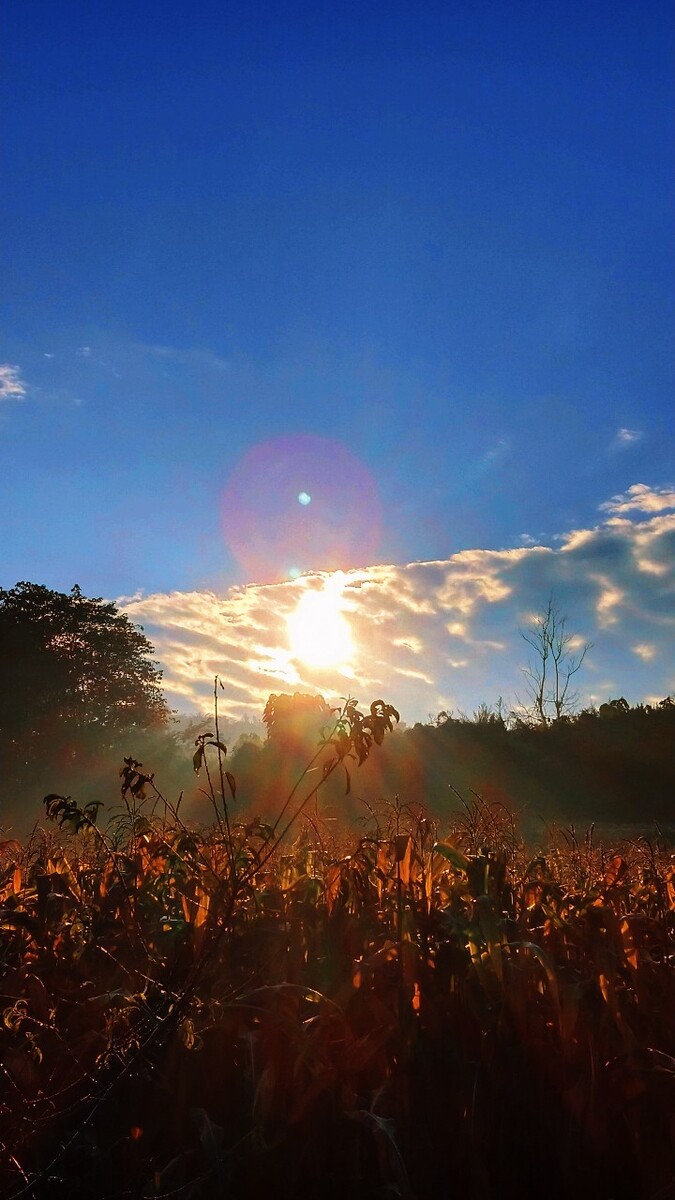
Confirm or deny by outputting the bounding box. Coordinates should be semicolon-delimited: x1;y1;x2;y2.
0;582;169;756
262;692;334;743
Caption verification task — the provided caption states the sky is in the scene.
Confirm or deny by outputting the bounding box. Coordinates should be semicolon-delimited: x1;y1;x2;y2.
1;1;673;721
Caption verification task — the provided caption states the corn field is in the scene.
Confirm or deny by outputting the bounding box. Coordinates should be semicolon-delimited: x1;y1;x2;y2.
0;697;673;1199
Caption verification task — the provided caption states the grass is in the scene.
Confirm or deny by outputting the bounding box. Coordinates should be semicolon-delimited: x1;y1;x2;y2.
0;693;673;1199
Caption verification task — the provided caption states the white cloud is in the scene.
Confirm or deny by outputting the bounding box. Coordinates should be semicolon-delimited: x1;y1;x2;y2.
611;427;643;450
632;644;656;662
567;634;588;652
392;636;424;654
600;483;675;515
393;665;436;685
593;577;624;627
119;486;675;721
0;364;26;402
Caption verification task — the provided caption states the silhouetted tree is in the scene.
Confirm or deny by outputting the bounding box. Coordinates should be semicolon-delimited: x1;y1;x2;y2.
262;692;334;744
519;597;591;725
0;582;169;778
598;697;630;719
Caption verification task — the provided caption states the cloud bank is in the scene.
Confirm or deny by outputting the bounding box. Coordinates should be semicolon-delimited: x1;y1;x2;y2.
119;486;675;722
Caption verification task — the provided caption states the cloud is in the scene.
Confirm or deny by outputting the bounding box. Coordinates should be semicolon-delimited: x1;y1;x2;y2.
599;484;675;515
632;644;656;662
481;438;510;466
0;364;27;402
72;343;122;377
392;636;425;654
592;577;624;627
119;484;675;721
611;427;643;450
139;343;230;372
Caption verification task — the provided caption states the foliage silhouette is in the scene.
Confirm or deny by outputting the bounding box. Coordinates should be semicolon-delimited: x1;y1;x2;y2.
0;581;169;793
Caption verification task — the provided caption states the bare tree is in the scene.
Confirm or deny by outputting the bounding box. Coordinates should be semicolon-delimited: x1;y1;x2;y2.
519;597;591;725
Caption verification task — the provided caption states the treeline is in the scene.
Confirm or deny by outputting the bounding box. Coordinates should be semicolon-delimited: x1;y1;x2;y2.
224;694;675;835
3;689;674;837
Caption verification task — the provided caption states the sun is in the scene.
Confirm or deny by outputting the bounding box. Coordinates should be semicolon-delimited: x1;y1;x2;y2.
287;578;353;669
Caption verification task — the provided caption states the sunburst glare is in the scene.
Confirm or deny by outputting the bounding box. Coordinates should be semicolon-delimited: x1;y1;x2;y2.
286;576;353;669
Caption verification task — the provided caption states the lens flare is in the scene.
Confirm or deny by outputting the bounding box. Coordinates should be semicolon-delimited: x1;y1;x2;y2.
221;434;382;582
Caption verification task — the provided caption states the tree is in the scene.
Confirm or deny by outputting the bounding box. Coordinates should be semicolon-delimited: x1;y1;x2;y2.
0;582;169;773
262;692;334;743
598;697;630;719
519;597;591;725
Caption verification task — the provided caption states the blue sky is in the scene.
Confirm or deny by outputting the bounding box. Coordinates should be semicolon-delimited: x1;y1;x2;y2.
1;2;673;717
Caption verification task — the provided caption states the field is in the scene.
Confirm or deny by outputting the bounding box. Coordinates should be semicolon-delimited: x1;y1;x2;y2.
1;699;674;1200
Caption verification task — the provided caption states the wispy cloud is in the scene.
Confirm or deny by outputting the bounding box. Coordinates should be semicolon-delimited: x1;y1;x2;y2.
592;576;624;627
119;484;675;721
632;644;656;662
481;438;510;466
139;343;230;372
0;364;27;402
599;483;675;515
611;427;643;451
